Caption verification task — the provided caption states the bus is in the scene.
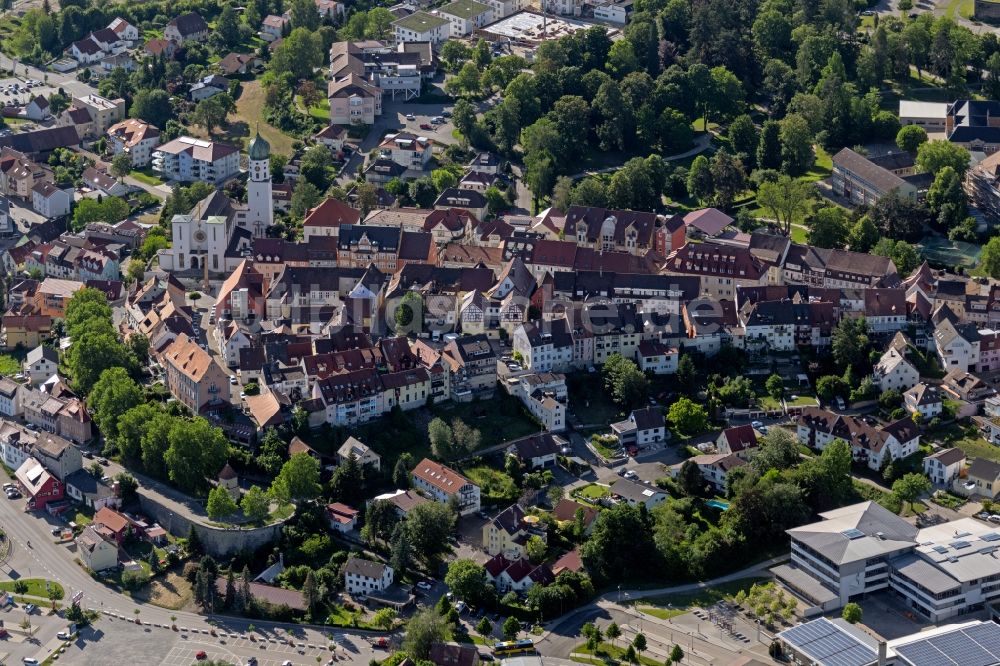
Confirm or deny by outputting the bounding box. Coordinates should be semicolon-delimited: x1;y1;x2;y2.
493;639;535;656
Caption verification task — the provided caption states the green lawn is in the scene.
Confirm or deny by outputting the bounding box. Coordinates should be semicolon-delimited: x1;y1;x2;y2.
130;169;163;186
638;577;769;615
930;423;1000;464
790;223;808;244
0;354;20;375
785;394;818;407
464;466;519;503
297;94;330;122
574;642;663;666
575;484;610;500
568;375;626;427
0;578;64;599
432;396;540;449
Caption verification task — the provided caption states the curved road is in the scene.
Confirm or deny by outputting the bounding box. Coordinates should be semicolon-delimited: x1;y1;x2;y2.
0;478;385;664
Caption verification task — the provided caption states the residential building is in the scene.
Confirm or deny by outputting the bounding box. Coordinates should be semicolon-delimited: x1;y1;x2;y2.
14;456;63;510
67;94;126;138
797;408;920;471
506;373;567;433
107;17;139;45
328;74;382;126
93;506;132;545
302;197;361;240
512;319;574;372
337;436;382;470
831;148;923;206
441;334;496;400
873;347;920;393
76;525;118;572
670;453;746;492
189;74;230;102
260;15;289;41
609;477;667;509
552;499;598;535
482;504;546;558
716;424;758;459
611;407;666;449
933;318;980;372
23;344;58;385
942;368;994;402
81;167;129;197
378;132;433;170
0;380;22;418
411;458;480;515
326;502;360;532
923;448;965;486
904;383;943;420
152;136;240;184
662;241;768;300
635;340;678;374
438;0;492;37
160;333;232;412
312;368;383;426
343;557;394;595
31;182;71;219
484;554;553;593
393;12;449;44
165;12;209;44
64;469;118;511
505;432;563;469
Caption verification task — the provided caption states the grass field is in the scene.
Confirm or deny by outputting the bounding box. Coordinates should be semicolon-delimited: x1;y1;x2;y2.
432;397;539;449
130;169;163;186
0;354;19;375
576;484;610;500
639;577;769;618
0;578;64;599
930;423;1000;464
297;94;330;122
231;80;296;156
573;642;663;666
464;466;519;503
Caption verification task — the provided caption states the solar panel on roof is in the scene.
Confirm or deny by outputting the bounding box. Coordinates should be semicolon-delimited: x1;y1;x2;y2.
950;540;972;549
780;619;877;666
983;532;1000;542
841;528;865;540
932;545;949;554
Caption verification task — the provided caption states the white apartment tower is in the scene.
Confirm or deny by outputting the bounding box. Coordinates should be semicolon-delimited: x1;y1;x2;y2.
246;130;273;237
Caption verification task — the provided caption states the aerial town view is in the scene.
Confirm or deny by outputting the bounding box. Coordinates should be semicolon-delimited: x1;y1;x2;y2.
7;0;1000;663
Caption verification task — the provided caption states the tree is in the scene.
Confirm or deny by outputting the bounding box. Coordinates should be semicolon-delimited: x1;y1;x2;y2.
917;140;970;177
848;216;879;253
502;615;521;639
892;472;932;511
372;608;397;630
241;485;270;522
445;559;492;606
130;89;173;128
393;452;413;488
842;602;863;624
363;499;398;545
110;153;131;182
270;452;321;502
290;180;321;217
446;62;482;98
981;237;1000;278
217;4;241;46
441;41;471;72
668;397;708;436
88;367;143;442
302;569;319;612
290;0;320;30
428;417;455;459
872;239;920;276
757;175;811;236
687;155;713;203
402;609;448;660
896;125;928;153
300;145;335;189
670;645;684;664
164;418;229;493
709;150;746;210
779;114;814;176
927;165;967;229
807;206;849;249
757;120;782;171
816;375;849;402
728;115;759;166
678;460;707;497
765;374;784;401
750;429;801;474
269;28;323;80
390;522;412;574
832;317;870;372
606;622;621;648
526;535;547;562
206;485;238;520
405;501;456;562
476;617;493;638
632;633;647;656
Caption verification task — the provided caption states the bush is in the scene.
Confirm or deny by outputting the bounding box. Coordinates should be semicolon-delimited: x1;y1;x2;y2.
121;568;150;590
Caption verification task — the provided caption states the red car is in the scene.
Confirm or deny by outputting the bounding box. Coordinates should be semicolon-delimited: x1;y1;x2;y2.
195;651;207;660
419;123;432;130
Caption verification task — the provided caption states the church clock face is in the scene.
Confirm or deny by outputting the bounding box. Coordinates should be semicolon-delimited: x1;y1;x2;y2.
194;230;207;243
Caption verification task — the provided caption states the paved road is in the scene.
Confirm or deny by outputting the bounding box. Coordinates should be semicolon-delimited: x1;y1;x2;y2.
0;466;384;665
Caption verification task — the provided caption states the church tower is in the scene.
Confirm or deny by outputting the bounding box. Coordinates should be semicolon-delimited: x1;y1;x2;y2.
246;129;273;237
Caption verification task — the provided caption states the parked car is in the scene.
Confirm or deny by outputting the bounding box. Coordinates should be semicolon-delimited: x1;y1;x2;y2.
419;123;432;130
405;113;415;120
98;458;109;466
57;630;73;640
416;581;432;591
24;604;37;614
229;375;238;385
195;651;207;660
23;658;39;665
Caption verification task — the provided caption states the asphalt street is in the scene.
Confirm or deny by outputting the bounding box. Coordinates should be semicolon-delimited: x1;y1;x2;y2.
0;465;384;665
